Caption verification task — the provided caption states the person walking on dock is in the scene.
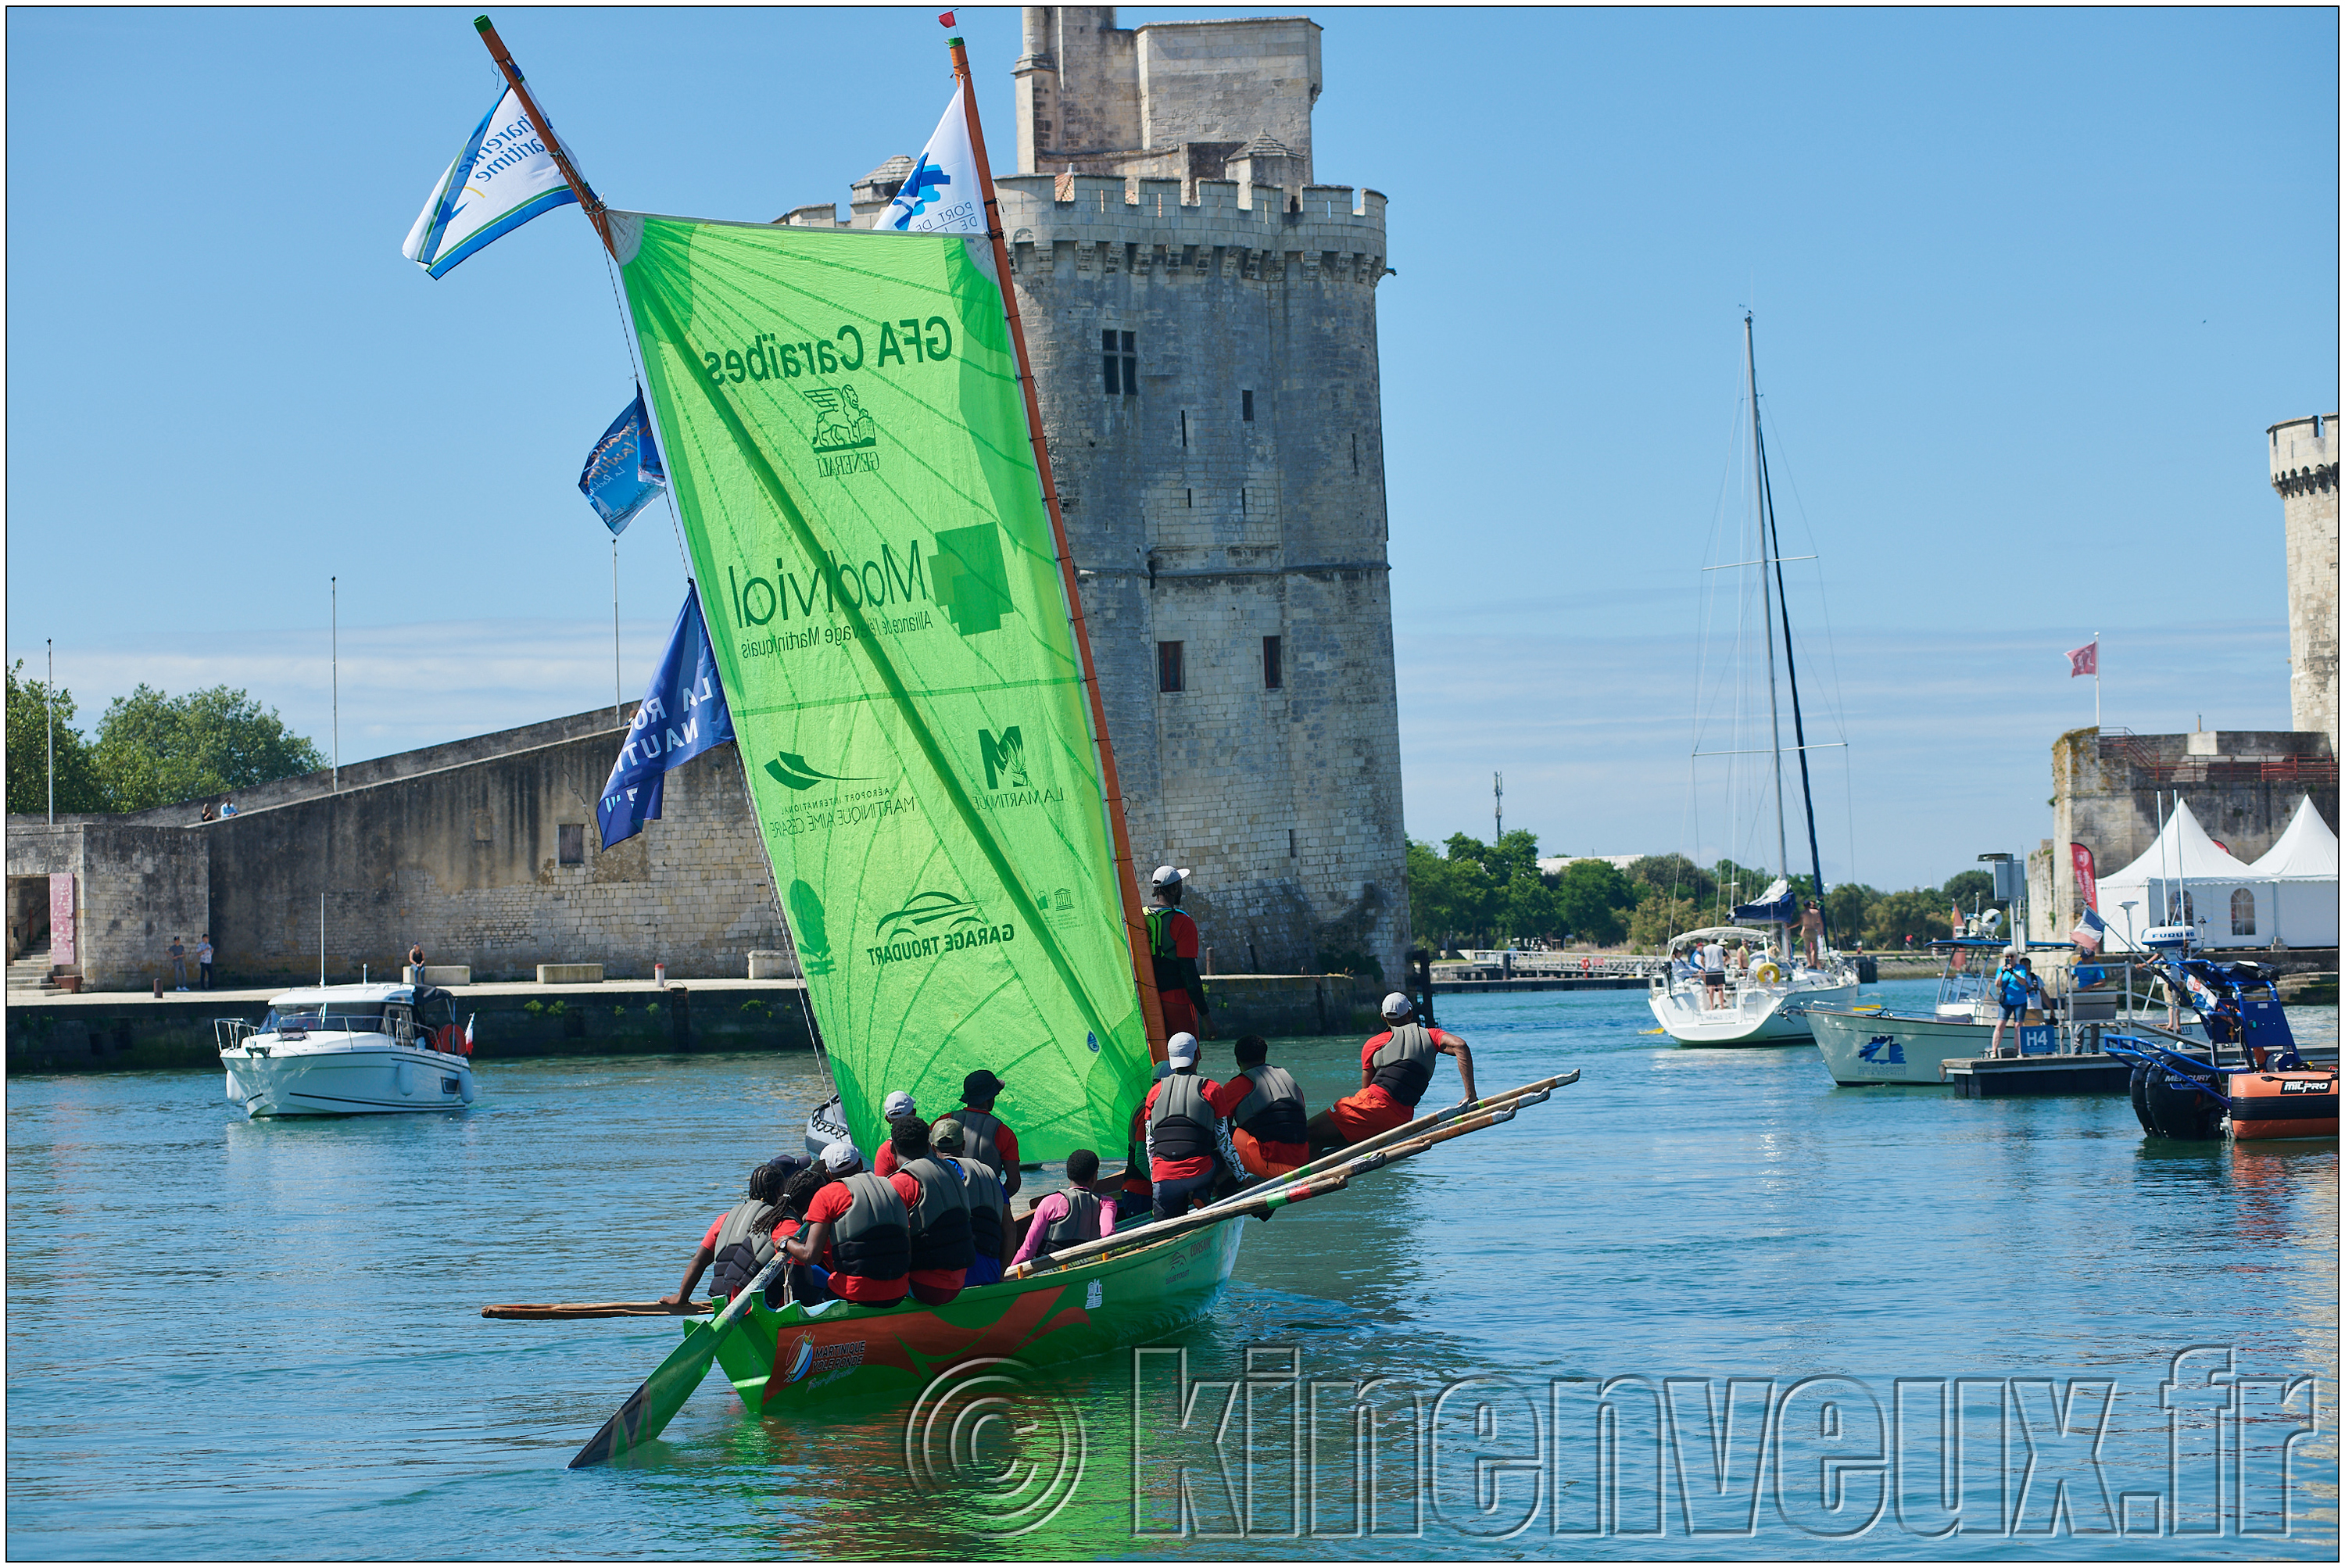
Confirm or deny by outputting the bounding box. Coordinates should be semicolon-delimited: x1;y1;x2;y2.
1307;994;1477;1154
1145;866;1214;1041
1989;951;2038;1058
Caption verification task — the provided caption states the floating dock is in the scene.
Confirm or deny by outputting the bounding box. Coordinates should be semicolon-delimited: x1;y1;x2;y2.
1941;1054;2136;1097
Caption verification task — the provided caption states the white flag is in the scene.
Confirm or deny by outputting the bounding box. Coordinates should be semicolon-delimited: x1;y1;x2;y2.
402;86;580;279
875;86;985;236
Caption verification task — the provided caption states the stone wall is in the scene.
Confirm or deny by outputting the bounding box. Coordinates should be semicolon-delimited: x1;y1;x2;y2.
2270;413;2340;754
6;822;209;989
2047;726;2337;943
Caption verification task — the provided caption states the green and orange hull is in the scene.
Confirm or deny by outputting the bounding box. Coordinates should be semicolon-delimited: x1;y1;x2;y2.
709;1215;1247;1412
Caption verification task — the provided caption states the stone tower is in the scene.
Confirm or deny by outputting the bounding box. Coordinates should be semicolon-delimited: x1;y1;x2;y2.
2270;414;2340;753
775;8;1410;982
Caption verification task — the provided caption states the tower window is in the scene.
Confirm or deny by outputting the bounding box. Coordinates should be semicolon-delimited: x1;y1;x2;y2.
557;824;585;865
1241;389;1255;421
1157;641;1185;693
1102;330;1136;396
1180;410;1188;447
1262;635;1283;690
1288;828;1298;858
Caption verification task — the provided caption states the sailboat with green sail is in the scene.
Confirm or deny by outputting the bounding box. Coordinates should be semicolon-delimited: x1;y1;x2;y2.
454;17;1576;1467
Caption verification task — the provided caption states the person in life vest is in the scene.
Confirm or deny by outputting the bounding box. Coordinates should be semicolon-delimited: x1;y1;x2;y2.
953;1070;1022;1201
1308;993;1477;1154
1145;866;1215;1040
766;1157;834;1305
931;1116;1013;1287
1112;1071;1165;1208
1223;1034;1309;1178
1988;952;2038;1058
1143;1032;1232;1221
872;1088;922;1176
779;1141;918;1307
891;1117;973;1305
1009;1149;1120;1267
661;1162;785;1310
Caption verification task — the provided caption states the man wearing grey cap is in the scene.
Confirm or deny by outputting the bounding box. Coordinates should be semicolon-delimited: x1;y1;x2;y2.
1145;865;1213;1040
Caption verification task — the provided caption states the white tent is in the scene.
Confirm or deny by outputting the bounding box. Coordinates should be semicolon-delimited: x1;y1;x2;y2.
2236;796;2342;947
2092;799;2269;951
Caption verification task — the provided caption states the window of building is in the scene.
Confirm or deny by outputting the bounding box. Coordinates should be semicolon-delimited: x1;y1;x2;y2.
1180;410;1188;448
1241;389;1255;421
1262;635;1283;690
1102;330;1136;396
2231;888;2256;936
557;824;585;865
1157;641;1185;693
1288;827;1298;859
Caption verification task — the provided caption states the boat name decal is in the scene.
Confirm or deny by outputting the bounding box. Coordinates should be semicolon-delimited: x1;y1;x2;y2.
1856;1036;1906;1065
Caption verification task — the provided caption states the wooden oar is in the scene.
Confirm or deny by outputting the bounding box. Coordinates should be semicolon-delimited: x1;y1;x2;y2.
482;1301;711;1320
1004;1171;1351;1280
567;1249;791;1469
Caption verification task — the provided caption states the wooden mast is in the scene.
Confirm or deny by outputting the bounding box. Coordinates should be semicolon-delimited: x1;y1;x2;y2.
472;15;614;254
949;33;1169;1059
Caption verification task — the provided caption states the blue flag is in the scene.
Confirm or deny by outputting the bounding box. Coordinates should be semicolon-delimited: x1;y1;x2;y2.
599;582;735;849
579;392;668;536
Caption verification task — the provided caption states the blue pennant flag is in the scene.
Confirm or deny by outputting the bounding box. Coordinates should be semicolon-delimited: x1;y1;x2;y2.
578;391;668;537
599;582;734;850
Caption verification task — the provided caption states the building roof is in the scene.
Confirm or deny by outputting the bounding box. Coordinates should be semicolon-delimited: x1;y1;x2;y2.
2246;795;2340;880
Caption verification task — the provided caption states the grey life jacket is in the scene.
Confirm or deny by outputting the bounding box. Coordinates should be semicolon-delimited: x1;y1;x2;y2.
900;1155;975;1272
827;1170;910;1283
1369;1022;1438;1107
707;1197;779;1300
1232;1063;1308;1144
1148;1069;1216;1162
1040;1189;1104;1250
955;1108;1010;1176
957;1157;1008;1259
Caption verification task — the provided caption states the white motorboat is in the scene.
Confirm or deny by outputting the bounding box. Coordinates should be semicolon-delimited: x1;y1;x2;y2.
218;983;476;1117
1649;921;1860;1045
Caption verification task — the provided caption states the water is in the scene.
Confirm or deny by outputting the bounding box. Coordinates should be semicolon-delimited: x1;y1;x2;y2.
7;983;2336;1559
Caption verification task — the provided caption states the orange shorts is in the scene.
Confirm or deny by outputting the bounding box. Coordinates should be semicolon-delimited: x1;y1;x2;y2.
1233;1127;1308;1179
1319;1085;1412;1146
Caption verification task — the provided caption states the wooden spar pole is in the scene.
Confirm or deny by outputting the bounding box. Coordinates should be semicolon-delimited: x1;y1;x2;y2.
472;15;614;255
949;34;1169;1059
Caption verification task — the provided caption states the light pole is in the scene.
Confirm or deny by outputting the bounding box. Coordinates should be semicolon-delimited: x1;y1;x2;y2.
45;639;54;825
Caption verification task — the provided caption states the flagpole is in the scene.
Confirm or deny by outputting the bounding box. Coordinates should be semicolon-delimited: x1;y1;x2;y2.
2093;630;2100;729
950;30;1169;1058
331;576;339;792
472;15;612;252
613;539;622;728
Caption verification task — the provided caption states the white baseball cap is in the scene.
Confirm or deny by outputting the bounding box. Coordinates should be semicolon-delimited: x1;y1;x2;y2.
820;1140;863;1174
882;1090;918;1122
1380;992;1413;1021
1151;865;1188;888
1165;1031;1199;1065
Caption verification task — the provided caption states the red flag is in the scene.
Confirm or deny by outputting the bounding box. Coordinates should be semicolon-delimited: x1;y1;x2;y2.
2068;640;2097;677
2069;843;2097;911
938;10;956;25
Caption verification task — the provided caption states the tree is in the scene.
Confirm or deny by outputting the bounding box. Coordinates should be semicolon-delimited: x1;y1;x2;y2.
93;685;324;812
1554;858;1634;946
1824;882;1879;943
1941;870;1996;913
1498;870;1558;944
1625;854;1716;907
5;660;106;814
1866;890;1953;950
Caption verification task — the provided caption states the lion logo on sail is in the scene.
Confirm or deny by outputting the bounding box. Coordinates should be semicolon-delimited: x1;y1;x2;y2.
803;385;878;478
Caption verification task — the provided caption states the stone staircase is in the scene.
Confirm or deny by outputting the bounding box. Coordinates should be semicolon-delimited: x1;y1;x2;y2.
8;945;58;995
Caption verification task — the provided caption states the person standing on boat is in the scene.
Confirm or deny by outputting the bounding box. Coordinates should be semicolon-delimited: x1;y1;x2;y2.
931;1117;1013;1287
1142;1033;1226;1220
1010;1150;1119;1267
1988;951;2039;1058
872;1089;922;1177
893;1117;973;1305
952;1070;1022;1201
1799;900;1826;966
660;1162;784;1310
1308;994;1478;1154
779;1142;916;1307
1699;937;1728;1009
1224;1035;1309;1178
1145;866;1215;1041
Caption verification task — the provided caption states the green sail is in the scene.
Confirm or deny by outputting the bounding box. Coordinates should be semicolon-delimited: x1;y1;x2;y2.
613;211;1147;1163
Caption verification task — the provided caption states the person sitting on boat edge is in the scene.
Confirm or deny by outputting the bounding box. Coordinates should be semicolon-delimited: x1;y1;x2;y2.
661;1161;786;1311
872;1089;922;1177
1307;994;1477;1155
893;1117;974;1305
779;1142;917;1308
1143;1033;1230;1221
931;1116;1013;1287
1009;1149;1118;1267
1226;1035;1309;1178
953;1069;1022;1200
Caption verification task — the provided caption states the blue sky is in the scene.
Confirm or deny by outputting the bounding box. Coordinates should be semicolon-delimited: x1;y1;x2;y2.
5;6;2335;891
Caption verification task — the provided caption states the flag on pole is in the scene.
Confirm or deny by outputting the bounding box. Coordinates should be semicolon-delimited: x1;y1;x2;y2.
2070;904;2107;956
2069;843;2098;912
402;86;581;278
578;391;667;535
2067;640;2098;678
875;86;983;235
598;582;735;849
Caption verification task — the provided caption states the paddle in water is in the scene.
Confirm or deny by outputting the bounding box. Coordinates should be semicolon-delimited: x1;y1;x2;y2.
567;1251;789;1468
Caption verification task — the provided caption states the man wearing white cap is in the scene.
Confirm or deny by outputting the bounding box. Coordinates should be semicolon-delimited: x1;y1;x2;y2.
1307;993;1477;1154
1145;866;1214;1040
779;1140;918;1307
872;1089;921;1177
1140;1032;1230;1220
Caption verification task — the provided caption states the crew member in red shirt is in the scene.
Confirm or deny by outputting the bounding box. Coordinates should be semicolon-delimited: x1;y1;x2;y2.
891;1117;972;1306
1221;1034;1310;1177
953;1070;1022;1201
780;1142;920;1306
1145;866;1214;1040
873;1089;922;1177
1141;1033;1233;1219
659;1160;782;1309
1308;993;1477;1154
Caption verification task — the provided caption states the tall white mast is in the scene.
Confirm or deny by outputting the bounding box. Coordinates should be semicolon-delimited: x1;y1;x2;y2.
1745;316;1788;885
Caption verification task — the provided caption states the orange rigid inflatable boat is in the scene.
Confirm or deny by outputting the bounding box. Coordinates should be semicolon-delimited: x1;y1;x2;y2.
2225;1067;2341;1141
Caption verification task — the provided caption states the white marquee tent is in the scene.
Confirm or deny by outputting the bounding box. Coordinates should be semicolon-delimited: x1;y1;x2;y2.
2237;796;2342;947
2091;799;2294;951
